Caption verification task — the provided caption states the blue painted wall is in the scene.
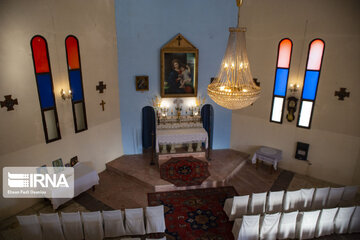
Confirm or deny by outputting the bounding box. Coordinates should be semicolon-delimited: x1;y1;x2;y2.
115;0;235;154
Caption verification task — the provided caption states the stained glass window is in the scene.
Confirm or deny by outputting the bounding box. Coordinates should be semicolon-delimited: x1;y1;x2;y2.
31;35;61;143
297;39;325;128
65;35;88;133
270;38;293;123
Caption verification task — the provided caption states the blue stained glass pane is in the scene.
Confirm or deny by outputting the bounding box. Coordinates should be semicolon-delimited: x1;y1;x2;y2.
302;70;320;100
36;74;54;109
69;70;83;101
274;68;289;96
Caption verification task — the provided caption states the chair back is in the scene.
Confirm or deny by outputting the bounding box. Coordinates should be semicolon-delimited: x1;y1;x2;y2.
145;205;166;234
233;195;250;217
267;190;284;213
249;192;267;214
39;213;65;240
102;210;126;237
61;212;84;240
283;190;301;211
16;214;42;240
312;187;330;210
326;187;344;208
348;205;360;233
259;212;280;240
277;211;298;239
81;211;104;240
296;210;321;240
315;208;338;237
334;206;356;234
125;208;146;235
239;215;261;240
299;188;315;210
340;186;358;206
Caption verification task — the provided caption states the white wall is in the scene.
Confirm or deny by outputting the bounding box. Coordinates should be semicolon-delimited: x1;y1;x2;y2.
0;0;123;220
230;0;360;185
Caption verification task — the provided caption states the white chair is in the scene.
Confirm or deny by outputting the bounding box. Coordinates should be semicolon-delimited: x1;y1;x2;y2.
266;190;284;213
296;210;320;239
340;186;358;206
223;195;249;220
125;208;146;235
311;187;330;210
259;212;280;240
283;190;301;212
277;211;298;239
326;187;344;208
334;206;356;234
299;188;314;210
348;206;360;233
16;215;43;240
249;192;267;214
102;210;126;237
232;215;260;240
145;205;166;233
81;211;104;240
314;207;338;237
39;213;65;240
61;212;84;240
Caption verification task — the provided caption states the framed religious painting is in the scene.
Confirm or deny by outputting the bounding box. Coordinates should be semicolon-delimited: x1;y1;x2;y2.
161;34;198;98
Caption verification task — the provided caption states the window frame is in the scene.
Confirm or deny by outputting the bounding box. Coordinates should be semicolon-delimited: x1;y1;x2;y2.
65;35;88;133
297;38;325;129
30;35;61;143
270;38;293;124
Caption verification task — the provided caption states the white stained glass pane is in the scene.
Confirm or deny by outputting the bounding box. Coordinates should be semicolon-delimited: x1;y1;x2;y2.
298;101;313;127
74;102;86;131
44;109;58;140
271;97;284;122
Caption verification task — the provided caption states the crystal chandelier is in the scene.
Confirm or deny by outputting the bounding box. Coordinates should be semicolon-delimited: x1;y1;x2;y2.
208;0;260;110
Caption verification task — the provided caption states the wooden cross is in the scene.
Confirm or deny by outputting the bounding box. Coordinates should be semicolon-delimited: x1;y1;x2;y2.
100;100;106;111
176;35;182;46
0;95;18;111
334;87;350;100
96;81;107;93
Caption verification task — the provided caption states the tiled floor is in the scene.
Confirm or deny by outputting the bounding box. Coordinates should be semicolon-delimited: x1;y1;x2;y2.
1;149;359;240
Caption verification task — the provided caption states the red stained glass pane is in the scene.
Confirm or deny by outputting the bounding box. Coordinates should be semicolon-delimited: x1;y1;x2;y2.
307;39;324;71
31;36;50;73
66;36;80;70
277;39;292;68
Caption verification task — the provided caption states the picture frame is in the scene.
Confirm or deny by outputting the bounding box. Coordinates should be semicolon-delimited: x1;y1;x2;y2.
52;158;64;173
161;34;198;98
70;156;79;167
135;76;149;91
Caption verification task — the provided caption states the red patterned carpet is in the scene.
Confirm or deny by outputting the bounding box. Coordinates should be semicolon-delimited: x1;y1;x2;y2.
160;157;210;187
148;187;237;240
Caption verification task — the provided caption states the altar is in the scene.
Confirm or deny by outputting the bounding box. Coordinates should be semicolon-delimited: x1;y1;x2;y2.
156;127;208;153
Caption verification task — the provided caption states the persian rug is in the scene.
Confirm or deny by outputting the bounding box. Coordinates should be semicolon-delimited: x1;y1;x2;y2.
148;186;237;240
160;157;210;187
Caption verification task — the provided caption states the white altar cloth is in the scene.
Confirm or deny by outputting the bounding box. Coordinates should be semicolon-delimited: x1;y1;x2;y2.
156;127;208;153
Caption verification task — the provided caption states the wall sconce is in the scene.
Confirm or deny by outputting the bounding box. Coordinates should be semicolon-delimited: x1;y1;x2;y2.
60;89;72;100
289;83;300;93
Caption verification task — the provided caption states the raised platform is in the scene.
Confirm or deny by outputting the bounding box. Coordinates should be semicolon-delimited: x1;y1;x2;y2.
106;149;249;192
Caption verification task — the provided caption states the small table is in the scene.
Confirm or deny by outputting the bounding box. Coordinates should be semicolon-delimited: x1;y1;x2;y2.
252;146;282;171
